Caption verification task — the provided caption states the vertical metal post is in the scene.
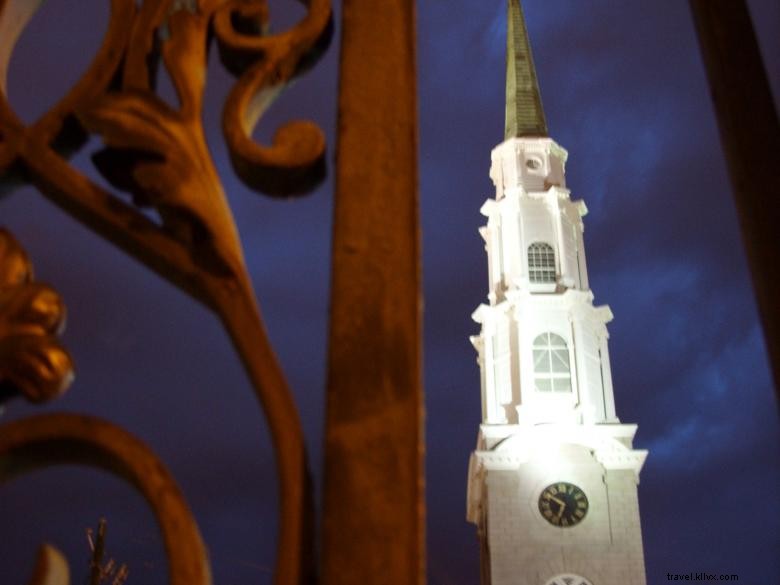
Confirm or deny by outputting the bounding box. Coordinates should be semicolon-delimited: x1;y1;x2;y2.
690;0;780;400
322;1;424;583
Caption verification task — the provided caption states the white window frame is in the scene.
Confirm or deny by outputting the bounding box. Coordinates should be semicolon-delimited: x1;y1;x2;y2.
532;332;572;393
544;574;594;585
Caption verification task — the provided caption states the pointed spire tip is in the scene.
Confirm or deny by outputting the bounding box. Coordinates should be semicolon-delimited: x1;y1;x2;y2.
504;0;548;139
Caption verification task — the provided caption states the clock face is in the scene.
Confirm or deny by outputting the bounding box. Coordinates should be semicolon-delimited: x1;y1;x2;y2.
538;482;589;527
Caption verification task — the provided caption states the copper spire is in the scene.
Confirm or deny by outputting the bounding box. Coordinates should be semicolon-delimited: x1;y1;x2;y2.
505;0;548;138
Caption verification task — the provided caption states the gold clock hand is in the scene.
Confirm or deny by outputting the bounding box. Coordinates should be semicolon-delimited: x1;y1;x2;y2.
549;495;566;508
556;500;566;519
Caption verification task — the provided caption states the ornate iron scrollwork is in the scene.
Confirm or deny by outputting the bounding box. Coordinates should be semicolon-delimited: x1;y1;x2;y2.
0;414;212;585
0;0;332;583
0;229;73;406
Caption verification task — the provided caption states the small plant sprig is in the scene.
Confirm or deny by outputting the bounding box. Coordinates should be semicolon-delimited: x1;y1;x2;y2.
86;518;129;585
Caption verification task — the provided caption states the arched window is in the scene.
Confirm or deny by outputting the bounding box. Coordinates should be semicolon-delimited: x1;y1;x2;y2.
544;575;594;585
528;242;556;283
533;333;571;392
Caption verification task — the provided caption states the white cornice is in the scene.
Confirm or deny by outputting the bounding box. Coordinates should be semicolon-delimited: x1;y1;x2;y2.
471;423;647;480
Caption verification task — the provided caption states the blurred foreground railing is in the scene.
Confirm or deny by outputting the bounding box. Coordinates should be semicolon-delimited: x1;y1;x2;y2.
0;1;423;584
690;0;780;402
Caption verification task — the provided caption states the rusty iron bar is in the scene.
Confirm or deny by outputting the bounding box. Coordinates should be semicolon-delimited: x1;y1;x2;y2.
207;277;316;585
322;1;424;584
689;0;780;401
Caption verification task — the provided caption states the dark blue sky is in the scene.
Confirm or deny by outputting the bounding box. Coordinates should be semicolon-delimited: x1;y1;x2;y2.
1;1;778;584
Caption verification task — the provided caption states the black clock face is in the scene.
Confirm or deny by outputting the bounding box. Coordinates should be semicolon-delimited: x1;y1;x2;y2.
538;482;589;527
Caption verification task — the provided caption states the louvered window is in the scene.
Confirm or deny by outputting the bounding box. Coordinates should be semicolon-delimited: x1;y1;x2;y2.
528;242;556;283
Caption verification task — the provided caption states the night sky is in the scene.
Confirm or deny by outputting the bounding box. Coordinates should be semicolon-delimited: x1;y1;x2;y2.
1;1;779;584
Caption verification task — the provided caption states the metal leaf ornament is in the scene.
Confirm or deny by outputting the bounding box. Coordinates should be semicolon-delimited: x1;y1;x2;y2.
79;5;245;278
0;229;73;405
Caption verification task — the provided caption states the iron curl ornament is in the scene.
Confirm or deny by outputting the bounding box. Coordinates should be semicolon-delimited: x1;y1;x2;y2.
0;414;212;585
0;0;333;583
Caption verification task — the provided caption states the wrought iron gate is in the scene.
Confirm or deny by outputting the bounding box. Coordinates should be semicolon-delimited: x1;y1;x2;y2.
0;1;423;583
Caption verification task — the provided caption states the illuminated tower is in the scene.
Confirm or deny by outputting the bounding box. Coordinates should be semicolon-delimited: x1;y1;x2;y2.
465;2;648;585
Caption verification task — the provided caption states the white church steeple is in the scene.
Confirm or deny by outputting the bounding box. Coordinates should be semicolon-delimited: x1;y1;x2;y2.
473;132;617;428
467;3;648;584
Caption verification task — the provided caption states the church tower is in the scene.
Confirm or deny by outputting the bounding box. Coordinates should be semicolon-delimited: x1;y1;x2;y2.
466;2;648;585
